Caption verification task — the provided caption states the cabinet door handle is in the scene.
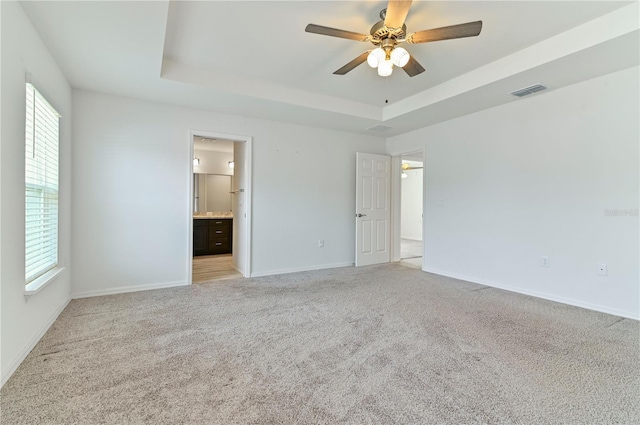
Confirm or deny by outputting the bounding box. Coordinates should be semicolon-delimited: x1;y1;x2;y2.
215;221;222;224
215;243;222;246
216;230;222;234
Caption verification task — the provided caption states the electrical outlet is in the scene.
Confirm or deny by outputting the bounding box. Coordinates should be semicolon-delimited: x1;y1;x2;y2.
318;240;324;248
541;256;549;267
598;263;607;276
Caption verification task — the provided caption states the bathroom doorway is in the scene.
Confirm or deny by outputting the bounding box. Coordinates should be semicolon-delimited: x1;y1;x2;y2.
189;132;252;283
398;151;424;269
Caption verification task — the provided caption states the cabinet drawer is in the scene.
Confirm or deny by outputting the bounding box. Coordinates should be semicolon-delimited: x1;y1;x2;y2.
208;237;230;254
209;227;230;237
209;219;231;228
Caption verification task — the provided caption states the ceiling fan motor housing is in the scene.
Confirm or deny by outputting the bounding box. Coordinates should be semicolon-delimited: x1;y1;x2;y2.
369;19;407;44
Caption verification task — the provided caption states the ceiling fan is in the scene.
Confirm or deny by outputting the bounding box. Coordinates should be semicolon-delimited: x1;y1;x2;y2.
305;0;482;77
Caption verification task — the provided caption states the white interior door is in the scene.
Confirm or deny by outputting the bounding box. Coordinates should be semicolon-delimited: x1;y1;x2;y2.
355;152;391;266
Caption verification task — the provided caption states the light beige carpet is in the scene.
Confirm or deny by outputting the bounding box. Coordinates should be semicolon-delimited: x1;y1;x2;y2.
2;264;638;424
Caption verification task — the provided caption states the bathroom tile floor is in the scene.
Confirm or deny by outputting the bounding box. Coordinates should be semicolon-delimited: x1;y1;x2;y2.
192;254;242;283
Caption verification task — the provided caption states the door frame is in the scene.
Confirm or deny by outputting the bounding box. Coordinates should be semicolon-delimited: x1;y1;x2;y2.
188;130;253;283
391;149;425;267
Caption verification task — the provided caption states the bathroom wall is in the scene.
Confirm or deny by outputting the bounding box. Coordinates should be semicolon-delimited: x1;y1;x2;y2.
193;149;233;175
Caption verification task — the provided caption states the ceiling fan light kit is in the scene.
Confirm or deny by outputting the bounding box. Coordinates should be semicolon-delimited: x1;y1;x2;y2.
367;47;386;68
367;40;410;76
305;0;483;78
378;59;394;77
391;47;410;67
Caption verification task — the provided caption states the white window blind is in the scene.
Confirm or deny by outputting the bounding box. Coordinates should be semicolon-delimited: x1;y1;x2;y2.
25;83;60;284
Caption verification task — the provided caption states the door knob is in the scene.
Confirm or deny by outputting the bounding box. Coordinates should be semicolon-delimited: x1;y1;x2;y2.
356;213;367;217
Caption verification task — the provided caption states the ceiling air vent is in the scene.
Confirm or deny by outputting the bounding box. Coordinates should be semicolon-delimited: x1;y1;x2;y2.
511;84;547;97
366;124;392;132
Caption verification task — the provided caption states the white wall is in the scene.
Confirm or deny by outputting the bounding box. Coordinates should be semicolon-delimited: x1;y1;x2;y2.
387;66;639;319
71;90;386;296
1;1;72;386
401;164;423;241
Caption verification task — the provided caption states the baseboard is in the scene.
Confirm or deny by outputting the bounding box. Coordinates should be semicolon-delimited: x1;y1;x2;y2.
250;262;354;278
72;280;188;299
400;237;423;242
231;262;244;276
422;266;639;321
1;297;71;388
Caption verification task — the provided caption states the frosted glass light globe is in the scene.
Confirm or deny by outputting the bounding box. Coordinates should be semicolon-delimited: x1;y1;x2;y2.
367;48;385;68
391;47;410;67
377;59;393;77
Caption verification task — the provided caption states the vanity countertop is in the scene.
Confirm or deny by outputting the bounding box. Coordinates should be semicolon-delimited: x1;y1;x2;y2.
193;214;233;219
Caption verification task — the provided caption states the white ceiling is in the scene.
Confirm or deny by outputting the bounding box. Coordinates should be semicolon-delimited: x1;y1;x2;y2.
20;1;639;137
193;138;235;153
402;152;424;162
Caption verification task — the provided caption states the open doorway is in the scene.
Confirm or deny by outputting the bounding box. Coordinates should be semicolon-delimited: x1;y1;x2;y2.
398;151;424;269
189;132;252;283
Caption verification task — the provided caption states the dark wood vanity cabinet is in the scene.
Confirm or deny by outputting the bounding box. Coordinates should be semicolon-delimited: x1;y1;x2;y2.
193;218;232;256
193;221;209;256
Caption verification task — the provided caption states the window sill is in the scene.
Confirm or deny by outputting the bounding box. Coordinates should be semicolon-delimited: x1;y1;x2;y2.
25;267;65;299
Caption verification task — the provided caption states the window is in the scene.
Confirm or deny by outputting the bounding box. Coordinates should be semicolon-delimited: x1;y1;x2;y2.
25;84;60;285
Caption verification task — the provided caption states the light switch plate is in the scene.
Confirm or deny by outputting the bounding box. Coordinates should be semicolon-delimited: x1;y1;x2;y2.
435;199;445;207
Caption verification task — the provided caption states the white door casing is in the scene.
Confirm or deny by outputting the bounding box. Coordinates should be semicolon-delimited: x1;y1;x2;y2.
189;130;252;281
355;152;391;266
232;140;247;274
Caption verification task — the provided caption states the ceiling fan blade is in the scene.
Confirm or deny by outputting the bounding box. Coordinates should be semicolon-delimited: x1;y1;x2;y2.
407;21;483;44
333;51;371;75
402;56;425;77
305;24;369;41
384;0;413;29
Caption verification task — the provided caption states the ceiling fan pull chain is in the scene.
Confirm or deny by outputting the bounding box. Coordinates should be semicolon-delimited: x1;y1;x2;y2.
385;74;389;104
